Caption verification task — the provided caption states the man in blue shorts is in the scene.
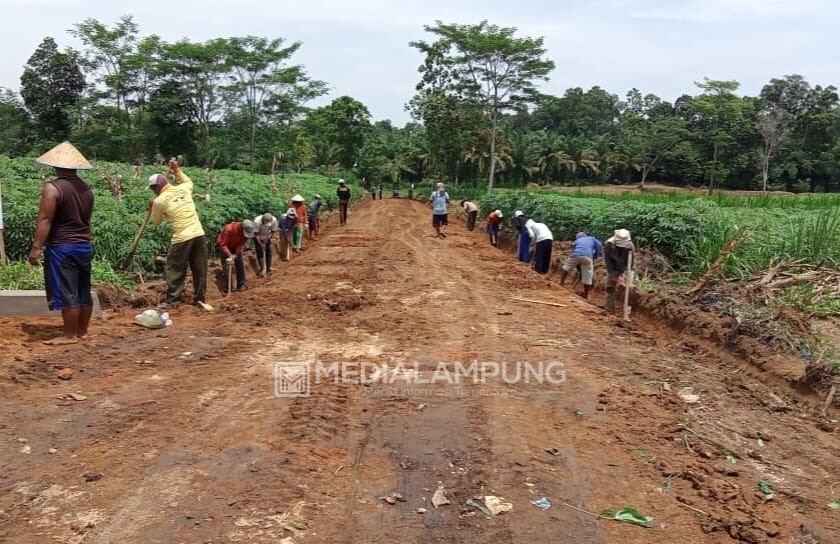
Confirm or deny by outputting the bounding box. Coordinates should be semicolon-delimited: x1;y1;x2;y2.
430;182;450;238
28;142;95;345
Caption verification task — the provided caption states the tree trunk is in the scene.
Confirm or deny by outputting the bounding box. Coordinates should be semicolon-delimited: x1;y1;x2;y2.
708;143;718;195
640;165;649;188
249;118;257;174
762;156;769;193
487;113;497;191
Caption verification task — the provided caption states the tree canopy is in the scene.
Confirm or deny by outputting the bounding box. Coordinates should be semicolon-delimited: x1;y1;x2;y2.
1;16;838;193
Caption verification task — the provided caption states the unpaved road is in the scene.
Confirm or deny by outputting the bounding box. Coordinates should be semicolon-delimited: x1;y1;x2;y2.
1;198;838;544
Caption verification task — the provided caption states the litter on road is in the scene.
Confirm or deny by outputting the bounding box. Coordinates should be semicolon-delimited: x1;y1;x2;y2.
484;495;513;515
532;497;551;510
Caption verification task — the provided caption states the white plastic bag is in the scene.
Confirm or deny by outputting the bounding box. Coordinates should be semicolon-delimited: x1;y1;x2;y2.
133;309;172;329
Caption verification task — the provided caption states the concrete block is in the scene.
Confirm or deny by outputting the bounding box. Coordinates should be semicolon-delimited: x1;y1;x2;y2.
0;290;102;317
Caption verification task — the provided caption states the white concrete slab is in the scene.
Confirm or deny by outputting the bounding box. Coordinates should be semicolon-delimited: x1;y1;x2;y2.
0;290;102;317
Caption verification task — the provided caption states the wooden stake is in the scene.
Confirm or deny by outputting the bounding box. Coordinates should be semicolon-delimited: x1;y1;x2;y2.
120;206;152;270
623;252;634;321
511;296;567;308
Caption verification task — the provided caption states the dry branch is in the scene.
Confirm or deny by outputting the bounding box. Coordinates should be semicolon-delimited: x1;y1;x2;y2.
511;296;567;308
758;260;787;286
686;230;752;298
822;380;838;418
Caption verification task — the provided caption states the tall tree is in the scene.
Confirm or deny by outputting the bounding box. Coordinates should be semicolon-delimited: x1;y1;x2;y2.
223;36;327;170
20;37;85;140
157;38;230;160
689;79;745;193
70;15;141;129
408;91;486;183
756;107;789;192
410;20;555;189
304;96;371;169
621;116;688;187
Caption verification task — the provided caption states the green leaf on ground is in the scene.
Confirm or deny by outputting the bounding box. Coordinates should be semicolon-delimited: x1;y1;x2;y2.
600;507;655;527
828;499;840;509
573;408;584;417
758;481;775;501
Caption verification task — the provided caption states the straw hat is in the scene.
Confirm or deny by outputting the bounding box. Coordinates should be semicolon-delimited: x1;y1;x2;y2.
514;210;523;217
338;179;346;185
495;210;503;218
291;194;305;202
286;208;297;217
36;142;93;170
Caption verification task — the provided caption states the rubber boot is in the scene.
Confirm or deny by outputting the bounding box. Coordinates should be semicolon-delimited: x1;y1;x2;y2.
583;284;591;299
559;269;568;286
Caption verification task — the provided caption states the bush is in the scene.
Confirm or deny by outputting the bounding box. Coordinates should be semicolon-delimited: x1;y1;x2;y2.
0;260;133;291
481;189;840;279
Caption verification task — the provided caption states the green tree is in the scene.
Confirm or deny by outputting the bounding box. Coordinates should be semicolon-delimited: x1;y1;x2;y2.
530;87;621;137
20;37;85;141
410;20;555;189
70;15;141;129
223;36;327;171
408;91;486;184
620;115;688;187
689;79;746;193
0;88;34;156
157;38;230;161
304;96;371;169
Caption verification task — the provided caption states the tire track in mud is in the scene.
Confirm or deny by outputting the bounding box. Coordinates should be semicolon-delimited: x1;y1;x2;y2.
314;202;602;543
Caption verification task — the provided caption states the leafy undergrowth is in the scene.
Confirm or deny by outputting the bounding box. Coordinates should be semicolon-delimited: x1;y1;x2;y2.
0;260;134;291
482;189;840;280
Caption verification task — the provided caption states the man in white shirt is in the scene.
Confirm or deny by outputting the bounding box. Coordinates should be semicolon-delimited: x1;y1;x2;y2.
253;213;278;276
525;219;554;274
460;199;479;231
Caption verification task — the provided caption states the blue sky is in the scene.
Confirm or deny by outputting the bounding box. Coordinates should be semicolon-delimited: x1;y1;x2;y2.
1;0;836;123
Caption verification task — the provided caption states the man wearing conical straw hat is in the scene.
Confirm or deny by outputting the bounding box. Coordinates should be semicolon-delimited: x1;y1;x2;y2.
28;142;95;345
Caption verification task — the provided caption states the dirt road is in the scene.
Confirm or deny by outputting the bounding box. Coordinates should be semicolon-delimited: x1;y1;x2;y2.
1;198;838;544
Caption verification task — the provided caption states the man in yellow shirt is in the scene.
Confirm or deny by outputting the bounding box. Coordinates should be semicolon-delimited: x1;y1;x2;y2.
149;158;207;308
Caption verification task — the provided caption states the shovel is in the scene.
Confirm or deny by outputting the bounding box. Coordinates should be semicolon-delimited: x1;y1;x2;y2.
119;166;172;271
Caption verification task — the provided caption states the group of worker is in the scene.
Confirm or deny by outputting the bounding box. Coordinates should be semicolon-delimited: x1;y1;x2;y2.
151;163;351;300
456;192;635;313
27;142;354;344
